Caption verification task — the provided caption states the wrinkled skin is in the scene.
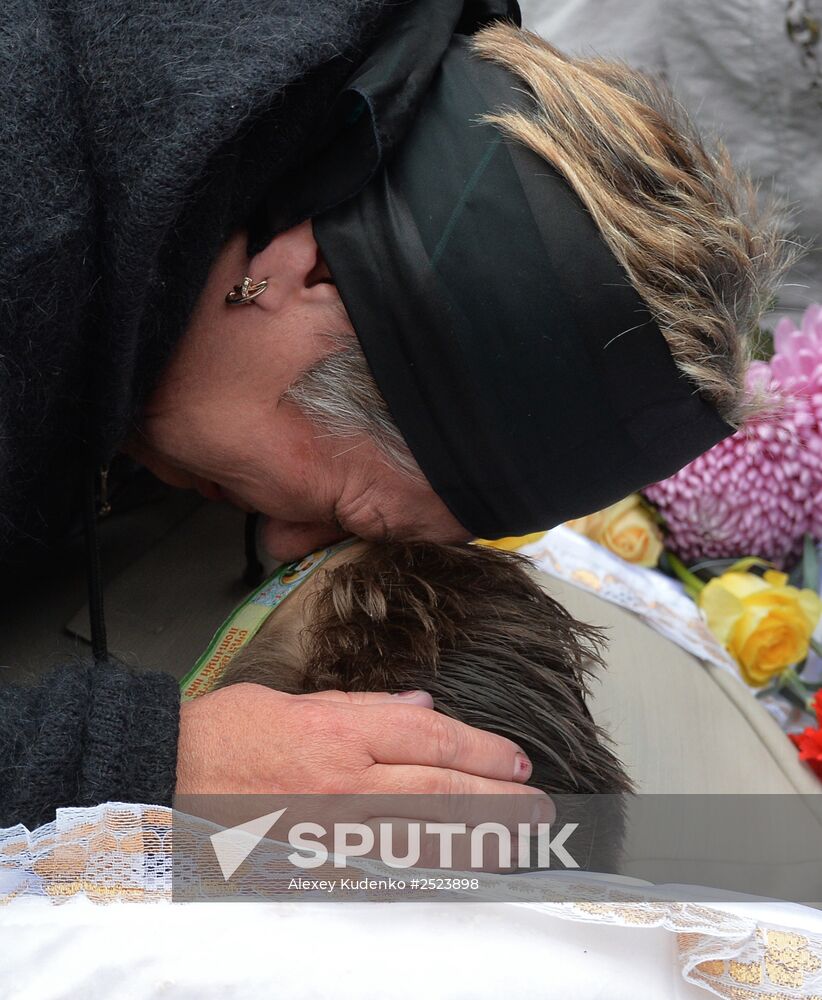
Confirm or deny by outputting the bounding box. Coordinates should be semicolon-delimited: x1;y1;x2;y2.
126;221;469;563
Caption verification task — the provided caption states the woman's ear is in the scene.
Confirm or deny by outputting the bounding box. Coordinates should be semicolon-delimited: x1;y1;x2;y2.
246;220;338;313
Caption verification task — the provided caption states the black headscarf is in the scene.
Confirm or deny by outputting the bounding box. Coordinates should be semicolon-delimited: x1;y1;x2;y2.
254;0;733;538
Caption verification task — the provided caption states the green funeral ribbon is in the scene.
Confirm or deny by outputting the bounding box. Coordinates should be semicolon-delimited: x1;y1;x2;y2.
179;538;356;701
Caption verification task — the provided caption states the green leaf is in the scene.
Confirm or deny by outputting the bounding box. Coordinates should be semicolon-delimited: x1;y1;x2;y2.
637;494;667;528
689;557;751;578
750;325;775;362
726;556;775;574
777;667;816;711
802;533;820;593
667;552;705;595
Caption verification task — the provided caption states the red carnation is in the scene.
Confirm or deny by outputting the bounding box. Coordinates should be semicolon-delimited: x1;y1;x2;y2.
790;691;822;781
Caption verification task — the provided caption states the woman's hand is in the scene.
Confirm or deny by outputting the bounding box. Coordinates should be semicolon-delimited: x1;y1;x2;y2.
176;683;554;823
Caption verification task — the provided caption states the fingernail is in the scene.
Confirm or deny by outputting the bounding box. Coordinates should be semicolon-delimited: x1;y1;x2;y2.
514;752;532;780
532;797;555;825
390;690;434;709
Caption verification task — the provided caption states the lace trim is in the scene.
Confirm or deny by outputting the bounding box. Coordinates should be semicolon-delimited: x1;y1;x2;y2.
2;803;821;997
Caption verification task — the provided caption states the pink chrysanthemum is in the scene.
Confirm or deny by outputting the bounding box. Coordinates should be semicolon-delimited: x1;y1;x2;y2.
771;303;822;399
645;305;822;567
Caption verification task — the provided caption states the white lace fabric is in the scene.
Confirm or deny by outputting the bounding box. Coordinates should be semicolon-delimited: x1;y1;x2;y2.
2;803;822;998
0;802;170;903
521;526;740;676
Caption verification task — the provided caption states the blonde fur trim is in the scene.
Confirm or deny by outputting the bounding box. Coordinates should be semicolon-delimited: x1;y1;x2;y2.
474;24;800;426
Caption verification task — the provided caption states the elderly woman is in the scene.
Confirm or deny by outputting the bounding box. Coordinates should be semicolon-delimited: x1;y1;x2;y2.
0;0;791;826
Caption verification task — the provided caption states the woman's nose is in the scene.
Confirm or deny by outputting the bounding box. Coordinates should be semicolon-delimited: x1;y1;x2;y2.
260;516;348;562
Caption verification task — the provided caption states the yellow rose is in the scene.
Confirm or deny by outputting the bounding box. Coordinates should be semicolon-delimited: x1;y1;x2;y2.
566;495;664;568
699;570;822;686
475;531;546;551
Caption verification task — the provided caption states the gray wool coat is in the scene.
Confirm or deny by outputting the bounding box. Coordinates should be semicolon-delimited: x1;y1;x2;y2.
0;0;445;830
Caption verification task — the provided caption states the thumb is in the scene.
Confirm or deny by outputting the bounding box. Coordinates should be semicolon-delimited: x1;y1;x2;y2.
300;689;435;709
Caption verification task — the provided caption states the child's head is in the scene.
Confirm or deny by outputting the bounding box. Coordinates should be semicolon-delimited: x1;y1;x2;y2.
219;540;631;799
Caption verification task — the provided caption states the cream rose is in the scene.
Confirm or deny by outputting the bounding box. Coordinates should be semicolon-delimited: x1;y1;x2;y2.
566;494;664;568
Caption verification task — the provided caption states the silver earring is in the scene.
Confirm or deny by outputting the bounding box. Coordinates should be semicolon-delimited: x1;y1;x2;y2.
225;275;269;305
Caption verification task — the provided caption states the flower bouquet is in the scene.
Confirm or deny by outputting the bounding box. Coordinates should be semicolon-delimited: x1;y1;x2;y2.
564;305;822;775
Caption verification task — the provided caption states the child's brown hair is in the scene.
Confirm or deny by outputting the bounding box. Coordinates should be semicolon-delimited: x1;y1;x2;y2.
221;542;631;800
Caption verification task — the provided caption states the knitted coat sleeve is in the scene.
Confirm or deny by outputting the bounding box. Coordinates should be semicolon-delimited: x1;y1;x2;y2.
0;660;180;830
